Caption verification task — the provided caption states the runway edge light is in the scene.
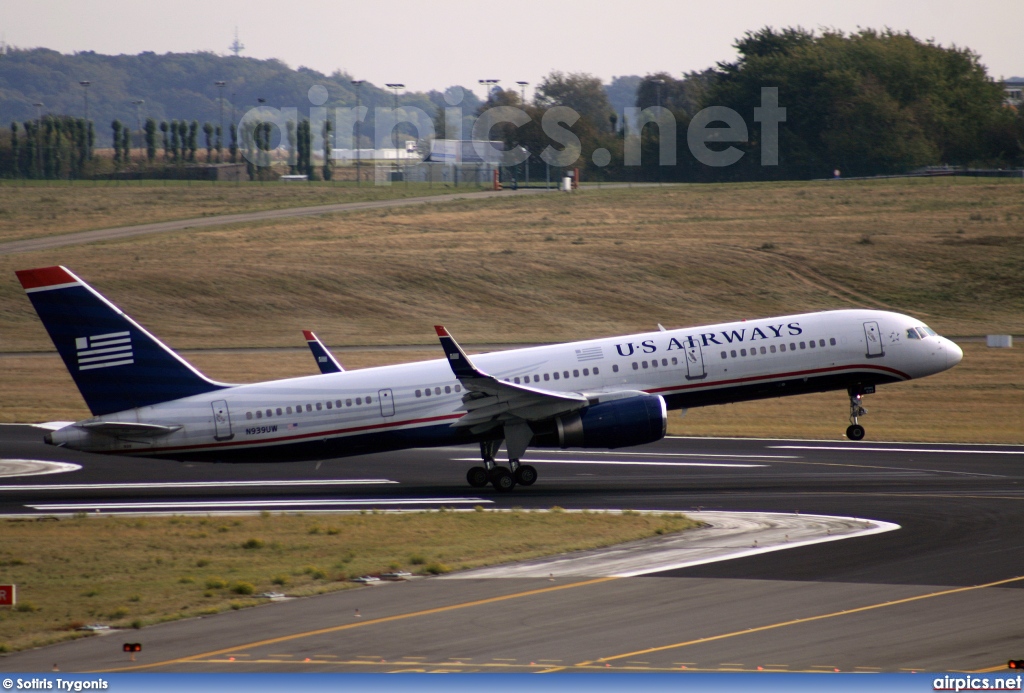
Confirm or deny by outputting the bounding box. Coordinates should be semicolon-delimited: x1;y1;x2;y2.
1007;659;1024;669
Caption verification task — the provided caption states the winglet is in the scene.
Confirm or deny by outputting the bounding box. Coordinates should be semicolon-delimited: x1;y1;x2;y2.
435;325;483;379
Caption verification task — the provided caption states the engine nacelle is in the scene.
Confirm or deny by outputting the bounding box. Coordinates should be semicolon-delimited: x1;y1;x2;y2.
535;394;667;450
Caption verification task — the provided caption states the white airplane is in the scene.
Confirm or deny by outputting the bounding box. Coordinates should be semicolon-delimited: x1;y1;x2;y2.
16;265;963;491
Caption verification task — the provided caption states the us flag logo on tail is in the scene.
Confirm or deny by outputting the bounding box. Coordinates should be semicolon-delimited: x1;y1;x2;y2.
76;331;134;371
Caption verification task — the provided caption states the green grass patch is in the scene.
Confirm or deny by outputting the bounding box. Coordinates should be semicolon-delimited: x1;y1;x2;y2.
0;511;697;653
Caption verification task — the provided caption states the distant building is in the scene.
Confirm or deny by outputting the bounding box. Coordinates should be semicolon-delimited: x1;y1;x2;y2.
1003;78;1024;108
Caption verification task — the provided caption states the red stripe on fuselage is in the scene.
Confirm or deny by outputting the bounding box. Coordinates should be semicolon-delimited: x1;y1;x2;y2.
111;413;464;456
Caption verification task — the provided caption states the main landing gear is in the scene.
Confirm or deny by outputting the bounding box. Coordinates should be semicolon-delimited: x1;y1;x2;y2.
846;386;872;441
465;440;538;492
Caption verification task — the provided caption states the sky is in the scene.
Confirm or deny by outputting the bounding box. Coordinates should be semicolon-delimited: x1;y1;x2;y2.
2;0;1021;97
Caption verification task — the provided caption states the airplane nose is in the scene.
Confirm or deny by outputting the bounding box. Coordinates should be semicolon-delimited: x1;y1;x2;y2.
946;339;963;368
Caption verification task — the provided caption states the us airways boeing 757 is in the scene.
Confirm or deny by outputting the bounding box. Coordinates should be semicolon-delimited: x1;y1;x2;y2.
16;266;962;491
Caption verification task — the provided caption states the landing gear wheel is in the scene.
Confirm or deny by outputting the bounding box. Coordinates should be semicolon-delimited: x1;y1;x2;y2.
846;424;866;441
466;466;489;488
490;467;516;492
514;464;538;486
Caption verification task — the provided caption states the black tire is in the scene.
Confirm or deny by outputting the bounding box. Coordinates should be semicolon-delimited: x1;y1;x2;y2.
515;464;538;486
846;424;866;441
466;466;489;488
490;467;516;492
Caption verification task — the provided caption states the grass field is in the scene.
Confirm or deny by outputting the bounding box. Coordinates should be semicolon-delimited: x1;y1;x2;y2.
0;176;1021;439
0;510;696;653
0;179;483;245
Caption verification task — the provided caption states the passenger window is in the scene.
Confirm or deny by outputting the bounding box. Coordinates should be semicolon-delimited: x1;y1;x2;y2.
671;357;677;365
563;371;569;378
336;400;342;408
346;399;352;406
800;342;806;349
326;402;332;409
256;410;262;419
445;385;451;394
316;402;322;410
367;395;372;403
830;338;837;346
612;365;619;373
455;384;462;392
277;408;283;415
632;362;638;370
266;409;272;417
662;359;668;366
819;339;825;347
809;341;815;349
780;344;786;352
543;373;550;381
246;412;253;420
355;397;362;405
593;367;599;375
434;387;441;395
650;360;657;368
583;368;590;376
642;361;648;368
415;390;421;397
513;377;520;384
534;375;540;382
770;345;776;353
553;372;559;380
730;350;737;357
740;349;746;357
760;347;766;355
306;404;313;412
573;369;579;377
721;351;727;359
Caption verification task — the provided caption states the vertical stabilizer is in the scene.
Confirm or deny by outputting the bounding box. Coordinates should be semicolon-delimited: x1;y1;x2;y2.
16;266;228;416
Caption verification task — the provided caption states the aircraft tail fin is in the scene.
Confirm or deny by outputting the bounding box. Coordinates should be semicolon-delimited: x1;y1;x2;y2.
16;266;228;416
303;330;344;374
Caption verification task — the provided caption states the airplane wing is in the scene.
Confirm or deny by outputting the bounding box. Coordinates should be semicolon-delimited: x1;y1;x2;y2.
304;330;344;374
434;326;589;432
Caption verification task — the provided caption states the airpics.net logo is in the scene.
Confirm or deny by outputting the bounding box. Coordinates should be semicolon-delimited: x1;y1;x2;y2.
75;331;133;371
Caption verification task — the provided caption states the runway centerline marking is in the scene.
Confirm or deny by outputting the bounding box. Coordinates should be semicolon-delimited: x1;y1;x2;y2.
451;458;766;468
28;498;490;511
93;576;619;673
567;574;1024;670
535;450;800;460
0;479;397;492
772;445;1024;456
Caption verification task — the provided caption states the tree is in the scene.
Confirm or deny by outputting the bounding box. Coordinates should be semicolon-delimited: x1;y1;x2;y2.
179;121;189;162
203;122;214;162
159;120;169;161
322;119;333;180
121;124;131;166
111;120;123;167
536;71;615;132
229;123;237;163
188;120;199;162
215;125;222;163
286;120;297;174
145;117;157;163
9;122;18;177
169;119;179;162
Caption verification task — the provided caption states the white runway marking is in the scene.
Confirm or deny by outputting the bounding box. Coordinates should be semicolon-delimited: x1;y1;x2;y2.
28;498;491;512
537;450;798;460
0;459;81;478
0;479;397;492
772;445;1024;455
451;458;765;468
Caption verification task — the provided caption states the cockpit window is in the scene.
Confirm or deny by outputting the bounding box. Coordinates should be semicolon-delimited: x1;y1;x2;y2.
907;328;921;339
921;326;937;337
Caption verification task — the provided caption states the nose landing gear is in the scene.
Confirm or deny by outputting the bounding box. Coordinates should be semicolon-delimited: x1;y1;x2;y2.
846;386;872;441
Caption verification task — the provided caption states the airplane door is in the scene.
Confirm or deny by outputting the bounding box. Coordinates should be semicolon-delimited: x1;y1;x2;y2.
863;321;884;358
684;342;707;380
211;400;234;440
378;389;395;417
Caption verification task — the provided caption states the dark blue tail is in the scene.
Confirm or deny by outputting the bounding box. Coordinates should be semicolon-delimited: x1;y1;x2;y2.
303;330;344;374
16;266;228;416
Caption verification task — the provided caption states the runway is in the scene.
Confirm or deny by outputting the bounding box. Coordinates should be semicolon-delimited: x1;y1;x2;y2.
2;423;1024;673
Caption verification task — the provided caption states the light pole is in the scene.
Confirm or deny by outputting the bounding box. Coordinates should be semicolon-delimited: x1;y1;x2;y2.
478;79;499;102
79;81;91;122
33;102;43;178
215;81;226;162
131;100;144;158
515;81;528;106
652;78;665;109
516;82;529;185
351;80;363;185
385;83;404;177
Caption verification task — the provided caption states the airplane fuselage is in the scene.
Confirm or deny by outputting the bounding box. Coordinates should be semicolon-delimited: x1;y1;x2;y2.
47;308;961;462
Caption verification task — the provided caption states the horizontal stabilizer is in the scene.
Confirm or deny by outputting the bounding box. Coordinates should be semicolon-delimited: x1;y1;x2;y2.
76;421;183;437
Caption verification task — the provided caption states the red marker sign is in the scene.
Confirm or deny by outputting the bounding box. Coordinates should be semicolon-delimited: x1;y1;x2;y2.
0;585;16;606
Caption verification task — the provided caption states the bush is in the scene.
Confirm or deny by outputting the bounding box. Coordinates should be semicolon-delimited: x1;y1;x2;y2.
272;575;289;586
409;554;426;565
425;562;450;575
205;577;228;590
231;581;255;595
15;601;39;613
241;538;264;549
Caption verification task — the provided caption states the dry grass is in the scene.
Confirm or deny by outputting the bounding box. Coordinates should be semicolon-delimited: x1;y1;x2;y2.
0;177;1021;440
0;180;479;244
0;510;696;652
